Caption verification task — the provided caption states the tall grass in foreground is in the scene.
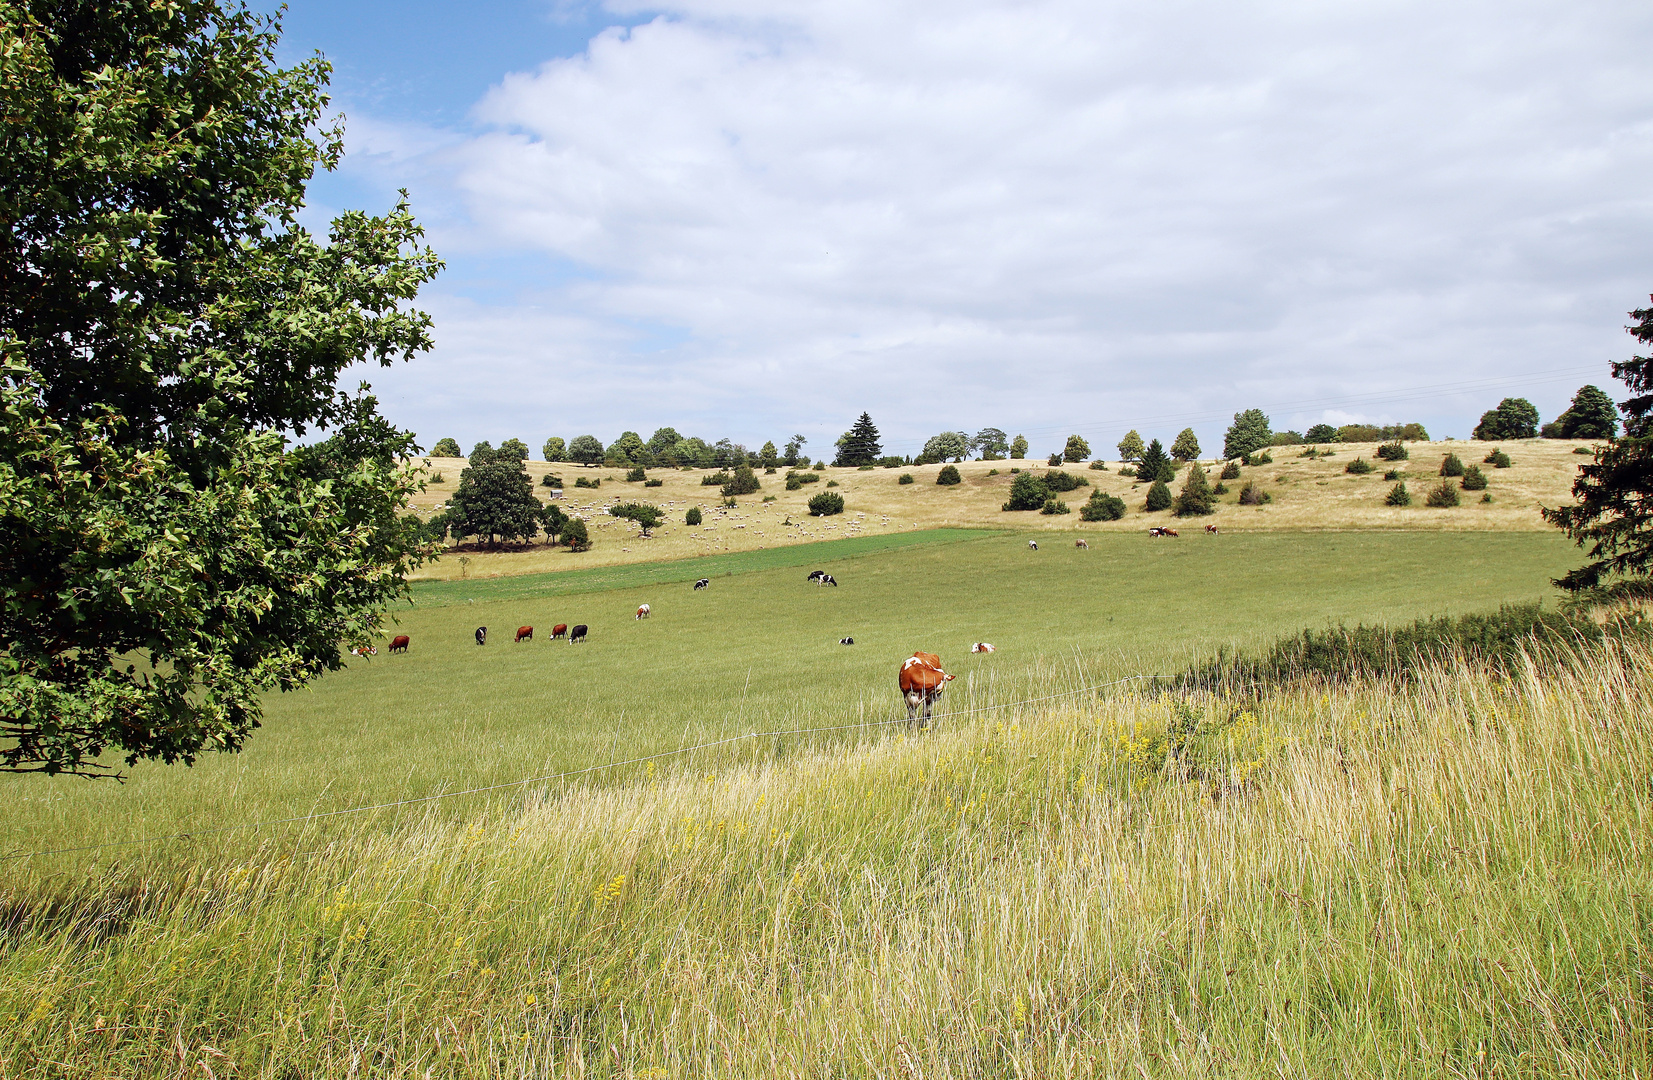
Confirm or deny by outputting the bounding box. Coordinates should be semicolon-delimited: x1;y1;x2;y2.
3;640;1650;1077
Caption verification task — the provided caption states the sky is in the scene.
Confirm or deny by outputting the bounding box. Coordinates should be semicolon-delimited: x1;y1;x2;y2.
269;0;1653;459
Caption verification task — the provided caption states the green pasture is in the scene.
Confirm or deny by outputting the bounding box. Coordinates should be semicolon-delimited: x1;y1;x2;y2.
2;528;1577;875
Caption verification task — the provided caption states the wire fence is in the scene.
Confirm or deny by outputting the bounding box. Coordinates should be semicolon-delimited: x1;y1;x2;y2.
1;672;1170;865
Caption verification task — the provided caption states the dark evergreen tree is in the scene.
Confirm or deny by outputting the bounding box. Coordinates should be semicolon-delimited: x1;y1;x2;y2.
1145;479;1173;511
834;413;883;466
1172;464;1216;516
1550;384;1619;440
1544;302;1653;590
1137;439;1175;484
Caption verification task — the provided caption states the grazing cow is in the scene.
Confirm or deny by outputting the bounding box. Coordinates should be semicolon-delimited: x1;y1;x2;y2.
388;636;409;654
1075;539;1089;549
1148;527;1179;538
1028;540;1038;550
570;624;589;644
549;623;568;640
1205;524;1219;534
694;578;710;590
819;574;837;587
475;626;487;646
515;625;534;643
899;651;955;727
971;642;996;653
636;604;651;620
840;637;855;645
807;570;825;582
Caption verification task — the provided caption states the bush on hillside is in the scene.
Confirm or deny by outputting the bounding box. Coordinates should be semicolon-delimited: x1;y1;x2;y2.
644;478;663;487
898;473;914;484
1386;482;1411;507
625;466;647;482
1574;446;1594;455
1460;465;1488;491
825;480;838;487
1439;454;1465;477
685;507;702;526
574;476;599;489
808;491;845;516
1040;498;1070;514
1220;461;1242;480
608;501;664;535
1080;490;1127;521
1425;479;1461;508
1383;469;1402;481
1212;482;1228;495
1376;441;1409;461
1240;450;1273;467
1117;466;1137;478
540;473;563;488
1145;479;1173;511
1345;458;1374;475
1484;449;1512;468
722;464;761;497
1238;481;1271;505
562;517;590;552
1043;469;1088;492
701;471;731;486
1089;460;1108;471
936;465;962;486
1172;464;1216;516
430;437;463;457
785;471;820;484
1002;472;1050;511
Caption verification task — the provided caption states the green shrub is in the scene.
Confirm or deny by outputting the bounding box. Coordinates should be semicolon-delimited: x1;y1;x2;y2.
1088;460;1108;471
1040;498;1070;514
785;478;801;490
722;464;761;497
1375;441;1408;461
431;437;463;457
1425;479;1460;507
1385;482;1411;507
685;507;702;526
1298;447;1320;458
1345;457;1374;474
541;474;563;488
1220;461;1242;480
858;464;875;471
1172;464;1216;517
1212;482;1228;495
644;478;663;487
721;496;738;508
1043;469;1088;492
1079;490;1126;521
987;469;1000;476
762;495;776;502
1439;453;1465;477
764;466;777;474
1117;466;1137;478
808;491;844;516
608;501;664;534
825;479;838;487
936;465;961;485
1460;465;1488;491
1481;492;1493;503
1047;452;1064;466
562;516;590;551
701;471;731;486
1145;479;1172;511
1237;481;1271;505
1002;472;1050;511
784;471;820;484
1240;451;1273;466
574;476;599;489
1574;446;1593;455
625;466;647;482
1484;449;1512;468
1009;467;1021;474
898;473;914;484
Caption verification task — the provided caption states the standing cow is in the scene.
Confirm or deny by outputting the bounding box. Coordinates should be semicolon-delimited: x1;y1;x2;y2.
1075;539;1089;549
898;651;955;728
515;625;533;643
636;604;651;619
694;578;710;590
388;636;409;653
570;624;589;644
475;626;487;646
1028;540;1038;550
549;623;568;640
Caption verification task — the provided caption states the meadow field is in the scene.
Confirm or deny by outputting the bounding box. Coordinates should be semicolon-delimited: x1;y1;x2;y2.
409;438;1594;581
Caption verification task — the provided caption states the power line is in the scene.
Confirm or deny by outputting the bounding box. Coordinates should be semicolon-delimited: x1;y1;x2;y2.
0;674;1167;864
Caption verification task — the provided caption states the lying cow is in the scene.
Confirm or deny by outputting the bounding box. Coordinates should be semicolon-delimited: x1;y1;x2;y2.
570;624;589;644
636;604;651;620
515;625;533;643
971;642;995;653
899;651;955;728
475;626;487;646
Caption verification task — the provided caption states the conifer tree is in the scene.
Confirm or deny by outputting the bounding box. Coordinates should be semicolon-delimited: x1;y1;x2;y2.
1172;464;1216;516
834;413;882;466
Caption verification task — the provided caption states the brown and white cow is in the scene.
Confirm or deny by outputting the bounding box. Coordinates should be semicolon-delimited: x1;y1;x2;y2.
549;624;568;640
636;604;651;619
971;642;996;653
898;651;955;728
1075;539;1089;549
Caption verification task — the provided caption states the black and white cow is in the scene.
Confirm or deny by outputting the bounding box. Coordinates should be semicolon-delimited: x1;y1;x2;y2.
819;574;837;587
475;626;487;646
693;578;710;590
840;637;854;645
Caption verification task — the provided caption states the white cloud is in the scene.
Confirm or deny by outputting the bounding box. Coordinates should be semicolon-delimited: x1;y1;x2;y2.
342;0;1653;454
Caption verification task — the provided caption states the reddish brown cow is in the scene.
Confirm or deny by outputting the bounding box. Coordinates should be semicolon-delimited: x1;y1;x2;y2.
549;624;568;640
388;635;409;653
898;651;955;728
515;626;534;643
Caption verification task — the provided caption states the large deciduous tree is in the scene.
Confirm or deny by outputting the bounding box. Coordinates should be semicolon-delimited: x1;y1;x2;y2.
568;434;604;465
446;445;542;547
1062;435;1091;463
1170;428;1201;461
0;0;441;776
1543;303;1653;591
1473;398;1540;440
1223;409;1272;460
922;430;970;463
1116;430;1145;462
973;427;1008;460
834;412;882;466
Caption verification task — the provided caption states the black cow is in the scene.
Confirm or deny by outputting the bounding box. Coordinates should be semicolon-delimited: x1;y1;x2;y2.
693;578;710;590
475;626;487;646
840;637;854;645
570;624;589;644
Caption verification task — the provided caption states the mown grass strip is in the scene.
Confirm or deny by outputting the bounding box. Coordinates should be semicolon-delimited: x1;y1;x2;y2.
408;528;999;606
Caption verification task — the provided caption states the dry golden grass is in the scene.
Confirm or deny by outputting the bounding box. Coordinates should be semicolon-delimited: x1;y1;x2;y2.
407;439;1594;581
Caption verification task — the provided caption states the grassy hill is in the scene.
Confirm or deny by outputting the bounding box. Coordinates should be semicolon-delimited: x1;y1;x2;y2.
410;438;1593;581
